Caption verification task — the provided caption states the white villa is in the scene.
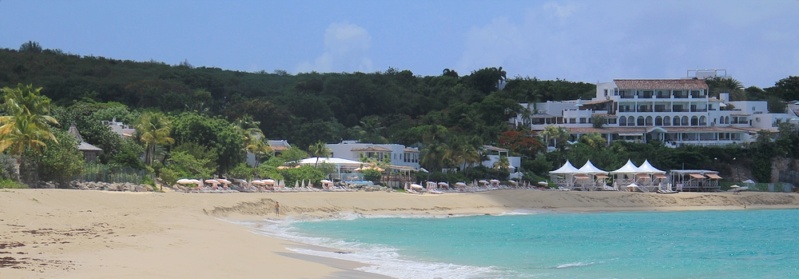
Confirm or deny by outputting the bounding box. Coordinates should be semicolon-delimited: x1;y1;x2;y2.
326;141;420;170
511;77;798;148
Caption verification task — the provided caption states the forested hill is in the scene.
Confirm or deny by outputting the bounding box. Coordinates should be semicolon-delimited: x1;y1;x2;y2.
0;46;595;148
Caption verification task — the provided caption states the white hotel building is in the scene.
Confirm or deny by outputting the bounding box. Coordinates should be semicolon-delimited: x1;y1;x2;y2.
511;78;797;148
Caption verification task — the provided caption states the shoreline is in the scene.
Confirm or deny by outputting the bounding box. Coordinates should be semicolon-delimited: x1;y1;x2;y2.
1;189;797;278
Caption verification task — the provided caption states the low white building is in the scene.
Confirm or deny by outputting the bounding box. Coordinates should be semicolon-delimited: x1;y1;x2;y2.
326;140;420;170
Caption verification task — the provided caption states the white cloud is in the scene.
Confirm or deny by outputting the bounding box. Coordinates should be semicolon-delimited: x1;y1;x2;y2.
296;22;373;73
543;2;578;19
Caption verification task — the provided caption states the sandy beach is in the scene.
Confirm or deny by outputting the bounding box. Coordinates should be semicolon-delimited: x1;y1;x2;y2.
2;189;798;278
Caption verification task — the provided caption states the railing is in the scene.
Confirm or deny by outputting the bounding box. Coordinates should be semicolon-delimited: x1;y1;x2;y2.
78;163;147;184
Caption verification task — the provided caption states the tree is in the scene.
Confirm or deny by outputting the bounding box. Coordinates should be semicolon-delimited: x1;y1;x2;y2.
237;115;271;166
0;84;60;182
135;111;174;166
159;151;214;186
308;140;331;167
442;68;459;78
19;41;42;53
539;125;570;151
580;132;607;149
766;76;799;101
591;116;607;128
493;155;510;172
36;129;84;186
170;112;244;174
280;147;308;166
705;77;744;100
498;130;543;158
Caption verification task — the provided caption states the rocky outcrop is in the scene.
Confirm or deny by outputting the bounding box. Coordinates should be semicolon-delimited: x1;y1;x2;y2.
773;157;799;189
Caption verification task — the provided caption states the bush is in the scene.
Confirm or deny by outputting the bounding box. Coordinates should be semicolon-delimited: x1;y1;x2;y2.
0;179;27;189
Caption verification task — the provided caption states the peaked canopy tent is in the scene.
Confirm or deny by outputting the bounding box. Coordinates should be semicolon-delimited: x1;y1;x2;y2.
635;159;667;191
575;160;609;191
609;160;641;191
549;160;579;189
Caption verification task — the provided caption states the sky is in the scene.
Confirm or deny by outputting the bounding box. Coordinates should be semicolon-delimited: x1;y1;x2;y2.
2;0;798;89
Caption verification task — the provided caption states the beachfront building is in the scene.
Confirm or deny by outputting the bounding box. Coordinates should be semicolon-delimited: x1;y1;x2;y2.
246;139;291;167
326;140;420;170
510;76;797;148
480;145;523;179
103;119;136;138
68;124;103;162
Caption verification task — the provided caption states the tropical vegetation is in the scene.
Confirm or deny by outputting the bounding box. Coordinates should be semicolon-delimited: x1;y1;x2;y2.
1;42;797;188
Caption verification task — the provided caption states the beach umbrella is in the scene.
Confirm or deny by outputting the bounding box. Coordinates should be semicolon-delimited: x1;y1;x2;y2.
295;180;299;188
176;178;193;185
205;179;219;187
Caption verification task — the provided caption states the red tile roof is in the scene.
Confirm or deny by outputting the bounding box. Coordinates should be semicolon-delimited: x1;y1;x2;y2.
614;79;708;90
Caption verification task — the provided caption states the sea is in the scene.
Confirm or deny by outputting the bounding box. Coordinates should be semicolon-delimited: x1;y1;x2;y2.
247;209;799;279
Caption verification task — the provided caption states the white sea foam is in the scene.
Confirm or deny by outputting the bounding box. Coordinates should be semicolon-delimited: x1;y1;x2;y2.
555;261;596;269
242;218;503;279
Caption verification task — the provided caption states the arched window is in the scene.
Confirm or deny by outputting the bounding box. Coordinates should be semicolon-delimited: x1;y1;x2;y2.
619;117;627;126
673;116;680;126
664;116;671;126
699;116;707;126
725;116;730;124
628;116;634;126
646;116;653;126
691;116;699;126
637;116;645;126
681;116;689;126
655;116;663;126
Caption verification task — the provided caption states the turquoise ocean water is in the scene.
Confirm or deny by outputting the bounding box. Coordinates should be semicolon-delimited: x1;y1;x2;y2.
252;209;799;279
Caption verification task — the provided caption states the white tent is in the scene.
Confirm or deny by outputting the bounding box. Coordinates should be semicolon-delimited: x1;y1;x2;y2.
576;160;609;191
610;159;640;174
577;160;608;175
609;160;640;190
549;160;579;174
549;160;579;189
637;159;665;174
634;160;668;192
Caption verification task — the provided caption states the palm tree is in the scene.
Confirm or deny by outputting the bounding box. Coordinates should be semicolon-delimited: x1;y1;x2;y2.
237;115;272;166
135;112;174;166
245;135;272;166
493;155;511;172
539;125;570;151
420;142;449;171
0;84;59;181
580;132;607;149
308;140;330;167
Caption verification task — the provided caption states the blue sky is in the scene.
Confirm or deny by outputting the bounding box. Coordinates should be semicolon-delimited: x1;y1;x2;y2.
2;0;797;88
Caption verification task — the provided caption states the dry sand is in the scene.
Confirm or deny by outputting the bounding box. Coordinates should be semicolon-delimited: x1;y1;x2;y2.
1;188;798;278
